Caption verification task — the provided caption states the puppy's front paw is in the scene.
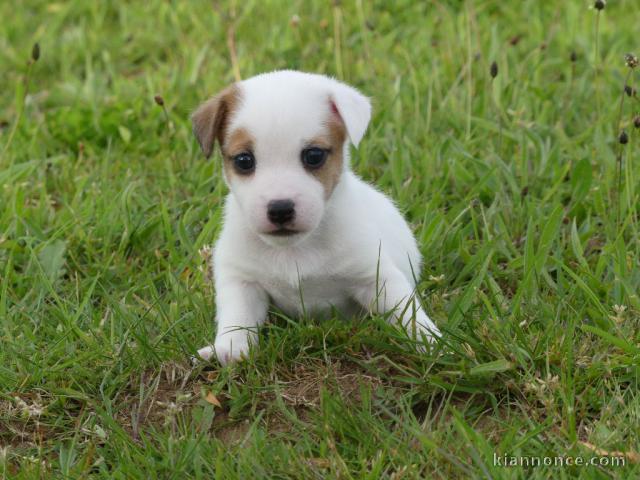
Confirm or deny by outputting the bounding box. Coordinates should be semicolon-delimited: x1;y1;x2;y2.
213;332;252;365
195;332;251;365
192;333;249;365
196;345;215;362
417;320;441;342
405;311;441;347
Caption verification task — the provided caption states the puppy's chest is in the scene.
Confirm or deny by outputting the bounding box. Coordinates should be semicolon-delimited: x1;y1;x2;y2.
263;274;356;317
251;254;358;316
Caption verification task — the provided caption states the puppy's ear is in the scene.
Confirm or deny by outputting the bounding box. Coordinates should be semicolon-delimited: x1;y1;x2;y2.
330;83;372;148
191;85;240;158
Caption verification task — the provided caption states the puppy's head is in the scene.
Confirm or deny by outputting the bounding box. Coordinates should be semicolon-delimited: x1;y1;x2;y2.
192;71;371;246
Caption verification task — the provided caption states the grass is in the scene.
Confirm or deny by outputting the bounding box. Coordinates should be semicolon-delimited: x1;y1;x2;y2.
1;0;639;478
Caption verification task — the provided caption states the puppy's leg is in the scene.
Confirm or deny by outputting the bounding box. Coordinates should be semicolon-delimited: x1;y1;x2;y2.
352;264;440;343
197;277;268;365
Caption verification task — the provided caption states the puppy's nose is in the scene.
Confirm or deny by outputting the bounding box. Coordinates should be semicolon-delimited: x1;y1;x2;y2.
267;199;295;225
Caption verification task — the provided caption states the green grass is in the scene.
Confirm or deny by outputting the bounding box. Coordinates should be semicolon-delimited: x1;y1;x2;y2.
1;0;639;478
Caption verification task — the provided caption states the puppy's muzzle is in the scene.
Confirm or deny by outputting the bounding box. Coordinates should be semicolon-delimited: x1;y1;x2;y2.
267;199;295;226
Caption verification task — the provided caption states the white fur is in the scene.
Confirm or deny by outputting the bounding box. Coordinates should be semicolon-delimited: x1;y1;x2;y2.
194;71;440;364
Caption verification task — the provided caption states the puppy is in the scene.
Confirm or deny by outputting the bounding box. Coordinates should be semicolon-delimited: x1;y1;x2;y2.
192;70;440;364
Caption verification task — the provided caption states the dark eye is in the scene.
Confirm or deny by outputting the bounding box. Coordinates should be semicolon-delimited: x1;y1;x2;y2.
301;147;328;169
232;152;255;174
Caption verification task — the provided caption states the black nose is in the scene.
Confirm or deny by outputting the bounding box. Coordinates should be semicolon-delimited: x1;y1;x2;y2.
267;199;295;226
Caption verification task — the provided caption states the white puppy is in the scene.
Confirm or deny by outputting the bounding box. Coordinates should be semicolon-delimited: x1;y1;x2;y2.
192;70;440;364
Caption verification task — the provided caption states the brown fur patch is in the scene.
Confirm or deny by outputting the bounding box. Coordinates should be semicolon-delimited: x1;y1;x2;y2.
191;85;241;158
221;127;255;179
308;116;346;197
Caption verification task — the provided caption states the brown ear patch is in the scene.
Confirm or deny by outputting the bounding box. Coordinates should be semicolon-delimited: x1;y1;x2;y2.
191;85;241;158
308;116;347;197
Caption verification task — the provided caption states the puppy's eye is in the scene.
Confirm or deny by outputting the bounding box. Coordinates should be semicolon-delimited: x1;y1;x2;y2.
301;147;328;169
232;152;255;174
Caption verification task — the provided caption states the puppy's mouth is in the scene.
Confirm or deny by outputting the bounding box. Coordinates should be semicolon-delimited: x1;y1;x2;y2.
265;228;301;237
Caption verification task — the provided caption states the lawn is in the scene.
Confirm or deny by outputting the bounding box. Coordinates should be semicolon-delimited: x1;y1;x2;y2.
1;0;639;478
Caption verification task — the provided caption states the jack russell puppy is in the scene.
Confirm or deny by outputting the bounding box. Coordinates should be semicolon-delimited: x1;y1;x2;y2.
192;70;440;364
